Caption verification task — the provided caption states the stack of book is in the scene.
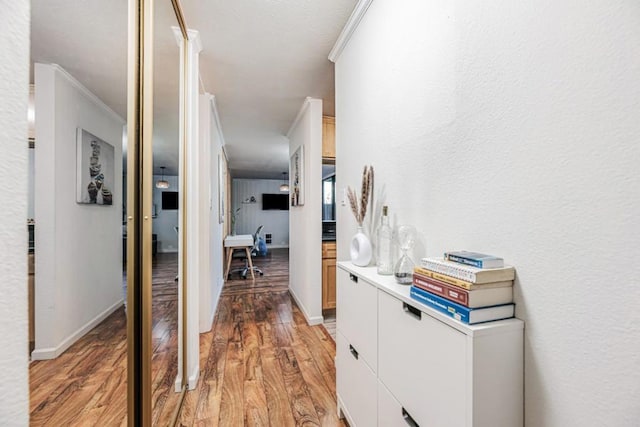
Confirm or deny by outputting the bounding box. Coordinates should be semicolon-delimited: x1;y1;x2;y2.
410;251;516;325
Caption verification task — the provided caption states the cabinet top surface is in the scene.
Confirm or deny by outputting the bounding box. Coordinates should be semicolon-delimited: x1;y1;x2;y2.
338;261;524;337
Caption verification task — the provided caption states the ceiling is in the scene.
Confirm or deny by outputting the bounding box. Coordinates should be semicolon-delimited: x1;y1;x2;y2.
30;0;357;178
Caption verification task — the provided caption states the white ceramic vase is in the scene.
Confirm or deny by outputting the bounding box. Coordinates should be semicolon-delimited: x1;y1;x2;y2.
350;226;372;266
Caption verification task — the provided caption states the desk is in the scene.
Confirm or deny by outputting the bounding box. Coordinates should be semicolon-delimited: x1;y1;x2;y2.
224;234;255;281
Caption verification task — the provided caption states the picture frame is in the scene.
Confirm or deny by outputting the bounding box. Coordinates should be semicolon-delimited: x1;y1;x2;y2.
218;153;225;223
290;144;305;206
76;127;115;205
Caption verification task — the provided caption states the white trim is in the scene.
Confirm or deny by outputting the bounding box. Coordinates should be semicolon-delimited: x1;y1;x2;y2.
328;0;375;63
187;29;203;53
287;97;320;139
210;94;226;148
31;299;124;360
288;286;324;326
176;365;200;391
46;64;125;124
267;244;289;249
188;366;200;390
210;280;223;326
158;248;179;254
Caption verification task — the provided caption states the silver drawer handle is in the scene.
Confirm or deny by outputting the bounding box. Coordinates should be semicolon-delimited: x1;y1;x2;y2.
349;344;359;360
403;302;422;320
402;407;420;427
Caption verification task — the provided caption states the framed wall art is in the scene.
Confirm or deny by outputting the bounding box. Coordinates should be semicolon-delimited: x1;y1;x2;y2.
290;144;304;206
76;128;115;205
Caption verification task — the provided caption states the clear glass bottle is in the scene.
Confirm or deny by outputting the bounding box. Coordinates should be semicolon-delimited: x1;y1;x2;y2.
377;206;393;275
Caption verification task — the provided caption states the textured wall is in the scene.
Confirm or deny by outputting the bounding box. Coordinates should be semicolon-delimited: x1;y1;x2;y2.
0;1;29;423
288;98;324;324
335;0;640;425
33;64;124;359
231;178;290;247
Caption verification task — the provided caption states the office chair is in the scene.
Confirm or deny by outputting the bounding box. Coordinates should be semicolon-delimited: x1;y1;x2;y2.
229;225;265;279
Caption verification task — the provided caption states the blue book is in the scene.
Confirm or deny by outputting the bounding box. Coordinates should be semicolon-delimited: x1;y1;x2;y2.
444;250;504;269
409;286;514;325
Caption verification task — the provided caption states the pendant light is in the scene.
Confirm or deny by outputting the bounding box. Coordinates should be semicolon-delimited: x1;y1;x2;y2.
279;171;289;192
156;166;170;189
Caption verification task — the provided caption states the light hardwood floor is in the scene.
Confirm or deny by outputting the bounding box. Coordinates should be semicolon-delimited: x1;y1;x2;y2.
29;249;344;426
177;248;345;426
29;253;181;426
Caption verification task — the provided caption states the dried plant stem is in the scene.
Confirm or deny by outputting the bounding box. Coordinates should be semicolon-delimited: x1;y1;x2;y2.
348;165;374;227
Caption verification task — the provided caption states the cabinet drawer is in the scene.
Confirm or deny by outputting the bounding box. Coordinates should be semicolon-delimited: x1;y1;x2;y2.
322;241;336;258
378;290;467;427
336;267;378;370
379;380;422;427
336;331;377;427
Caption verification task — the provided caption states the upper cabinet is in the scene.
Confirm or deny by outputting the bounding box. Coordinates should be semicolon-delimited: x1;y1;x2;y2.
322;115;336;159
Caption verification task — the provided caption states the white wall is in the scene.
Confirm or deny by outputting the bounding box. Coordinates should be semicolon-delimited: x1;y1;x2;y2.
232;178;290;247
152;174;179;252
334;1;640;426
0;1;29;421
199;93;225;334
288;97;323;325
33;64;124;360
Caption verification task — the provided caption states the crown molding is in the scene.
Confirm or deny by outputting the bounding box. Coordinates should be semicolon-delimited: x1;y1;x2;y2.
46;63;125;124
208;94;226;149
328;0;375;63
287;96;322;139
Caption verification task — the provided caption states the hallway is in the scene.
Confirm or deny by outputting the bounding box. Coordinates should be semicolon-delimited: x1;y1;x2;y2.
178;248;345;426
29;249;343;426
29;254;181;426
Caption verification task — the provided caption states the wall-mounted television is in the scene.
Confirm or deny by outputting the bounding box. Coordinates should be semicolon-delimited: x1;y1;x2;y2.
262;193;289;210
161;191;179;210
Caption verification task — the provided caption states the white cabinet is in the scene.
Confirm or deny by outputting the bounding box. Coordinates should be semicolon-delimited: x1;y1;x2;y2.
336;262;524;427
336;331;377;427
379;289;467;427
378;379;407;427
336;267;378;370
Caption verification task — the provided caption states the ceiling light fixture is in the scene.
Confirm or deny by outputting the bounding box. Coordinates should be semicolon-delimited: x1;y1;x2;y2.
279;171;289;192
156;166;170;189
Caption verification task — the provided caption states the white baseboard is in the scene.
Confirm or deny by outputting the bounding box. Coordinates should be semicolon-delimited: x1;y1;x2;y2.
199;278;223;333
31;299;124;360
188;366;200;390
288;286;323;326
175;365;200;391
267;244;289;249
210;279;223;325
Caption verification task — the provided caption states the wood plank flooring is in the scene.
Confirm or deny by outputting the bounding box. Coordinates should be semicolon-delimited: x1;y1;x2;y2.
178;248;346;426
29;248;344;426
29;253;181;426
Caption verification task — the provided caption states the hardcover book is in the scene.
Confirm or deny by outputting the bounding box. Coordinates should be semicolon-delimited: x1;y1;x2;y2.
420;257;515;284
413;273;513;308
409;285;515;325
413;266;513;290
444;250;504;269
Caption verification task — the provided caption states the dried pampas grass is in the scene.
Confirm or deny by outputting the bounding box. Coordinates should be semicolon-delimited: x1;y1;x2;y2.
347;165;374;226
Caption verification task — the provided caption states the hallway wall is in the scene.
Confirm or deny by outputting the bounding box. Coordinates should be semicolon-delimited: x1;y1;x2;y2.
231;178;290;248
287;97;323;325
0;1;30;421
333;1;640;426
33;64;124;360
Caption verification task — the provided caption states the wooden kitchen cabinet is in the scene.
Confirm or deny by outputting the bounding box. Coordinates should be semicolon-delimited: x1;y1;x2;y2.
322;116;335;159
322;241;336;309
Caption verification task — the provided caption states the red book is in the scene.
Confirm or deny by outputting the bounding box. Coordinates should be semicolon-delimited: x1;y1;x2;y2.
412;273;513;308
